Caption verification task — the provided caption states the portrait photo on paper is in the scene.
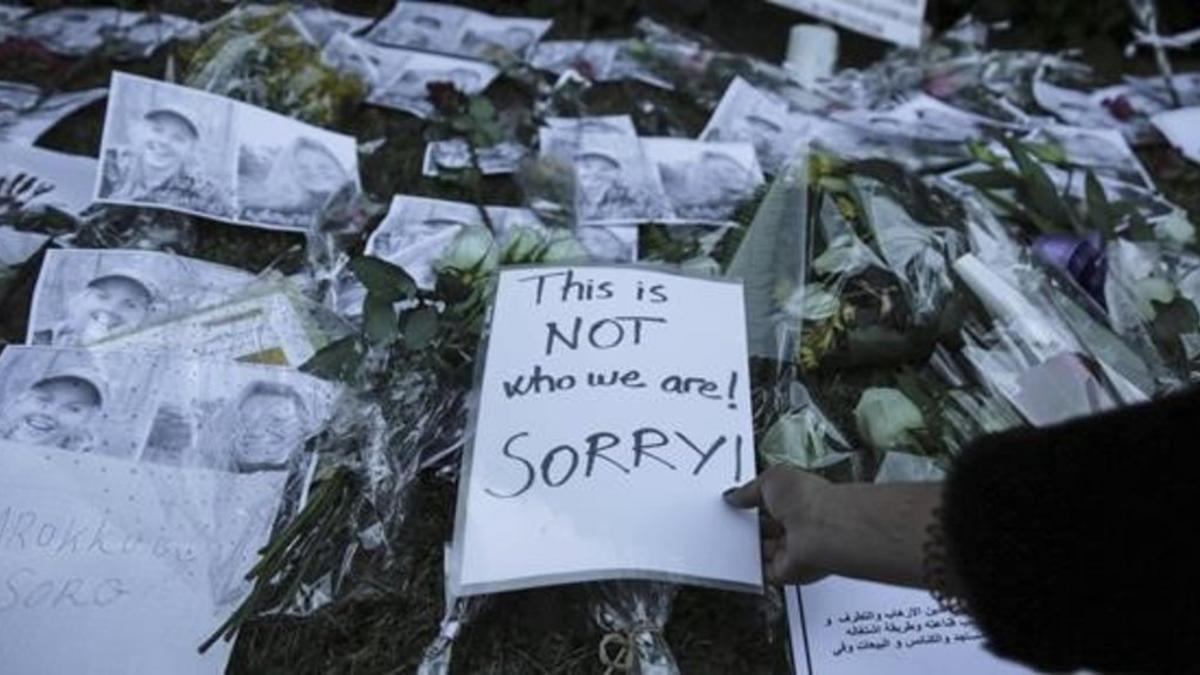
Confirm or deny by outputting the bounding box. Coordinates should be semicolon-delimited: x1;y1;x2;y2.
25;248;255;348
96;72;238;221
0;346;159;460
235;104;361;232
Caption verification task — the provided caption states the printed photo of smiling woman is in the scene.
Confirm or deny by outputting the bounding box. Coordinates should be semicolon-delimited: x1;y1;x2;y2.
0;365;106;453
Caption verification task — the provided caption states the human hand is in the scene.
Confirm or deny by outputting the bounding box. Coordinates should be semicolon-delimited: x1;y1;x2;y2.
726;465;942;589
724;465;834;585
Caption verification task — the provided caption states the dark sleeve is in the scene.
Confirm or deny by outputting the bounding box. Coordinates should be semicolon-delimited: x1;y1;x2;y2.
941;386;1197;674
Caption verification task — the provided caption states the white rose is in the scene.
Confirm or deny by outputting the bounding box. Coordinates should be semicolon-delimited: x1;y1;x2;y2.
854;388;925;451
679;256;721;277
501;225;543;263
437;226;497;274
1132;276;1176;318
784;286;840;321
541;231;590;263
1155;209;1197;247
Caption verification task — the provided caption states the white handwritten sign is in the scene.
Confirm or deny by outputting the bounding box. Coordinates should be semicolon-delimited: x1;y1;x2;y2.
768;0;928;48
787;578;1032;674
0;442;285;674
451;266;762;595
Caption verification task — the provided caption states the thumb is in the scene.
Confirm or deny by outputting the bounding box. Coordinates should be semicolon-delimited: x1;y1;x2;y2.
723;474;766;510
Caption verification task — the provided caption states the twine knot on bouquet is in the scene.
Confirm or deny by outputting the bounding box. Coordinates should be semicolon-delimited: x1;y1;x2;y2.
598;622;660;674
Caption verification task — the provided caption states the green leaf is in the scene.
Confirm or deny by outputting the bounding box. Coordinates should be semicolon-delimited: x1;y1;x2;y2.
363;293;399;344
953;169;1023;191
1151;297;1200;363
401;305;440;349
469;97;495;120
1084;171;1118;237
1024;142;1066;165
1005;140;1076;234
349;256;416;302
300;335;365;382
967;139;1004;166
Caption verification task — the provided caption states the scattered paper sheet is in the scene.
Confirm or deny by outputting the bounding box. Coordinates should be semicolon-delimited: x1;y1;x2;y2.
0;345;339;465
0;443;269;674
451;266;761;596
7;7;198;58
1151;106;1200;165
366;1;551;61
787;578;1031;674
1026;124;1155;190
539;116;675;225
0;144;99;216
642;137;765;225
529;40;672;88
27;249;255;348
0;345;339;673
320;33;499;118
90;284;331;367
95;72;362;233
0;227;50;267
292;6;373;46
701;77;824;174
422;138;529;177
832;94;1025;144
362;194;637;289
0;82;108;145
767;0;928;48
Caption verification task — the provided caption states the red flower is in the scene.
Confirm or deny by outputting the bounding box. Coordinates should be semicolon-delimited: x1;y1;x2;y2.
1102;95;1136;121
0;38;66;75
427;81;468;116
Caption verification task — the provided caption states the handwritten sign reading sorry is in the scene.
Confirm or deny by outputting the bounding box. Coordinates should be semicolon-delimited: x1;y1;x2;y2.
451;266;762;596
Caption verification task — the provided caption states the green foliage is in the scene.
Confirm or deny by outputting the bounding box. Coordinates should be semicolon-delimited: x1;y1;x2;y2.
177;4;365;126
349;257;417;303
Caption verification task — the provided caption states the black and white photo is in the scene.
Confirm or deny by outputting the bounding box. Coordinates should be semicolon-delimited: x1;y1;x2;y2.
529;40;669;87
372;51;499;118
9;7;198;58
422;138;529;176
539;117;674;225
321;34;499;118
363;195;636;292
140;358;336;473
27;249;255;347
367;1;551;61
832;93;1025;145
642;138;765;224
236;105;360;231
97;73;238;219
0;347;158;459
0;80;107;145
1028;125;1155;190
294;6;372;46
95;72;363;233
701;77;821;173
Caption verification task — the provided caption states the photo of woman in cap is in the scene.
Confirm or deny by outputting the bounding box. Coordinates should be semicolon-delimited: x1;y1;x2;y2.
0;369;104;453
31;271;156;346
97;74;237;219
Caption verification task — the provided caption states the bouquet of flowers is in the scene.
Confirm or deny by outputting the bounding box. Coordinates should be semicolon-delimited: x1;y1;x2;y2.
178;4;364;127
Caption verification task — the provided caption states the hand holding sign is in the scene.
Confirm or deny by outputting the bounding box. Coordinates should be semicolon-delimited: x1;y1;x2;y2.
451;266;762;596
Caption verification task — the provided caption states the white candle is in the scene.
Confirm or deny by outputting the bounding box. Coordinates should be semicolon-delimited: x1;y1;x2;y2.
784;23;839;83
